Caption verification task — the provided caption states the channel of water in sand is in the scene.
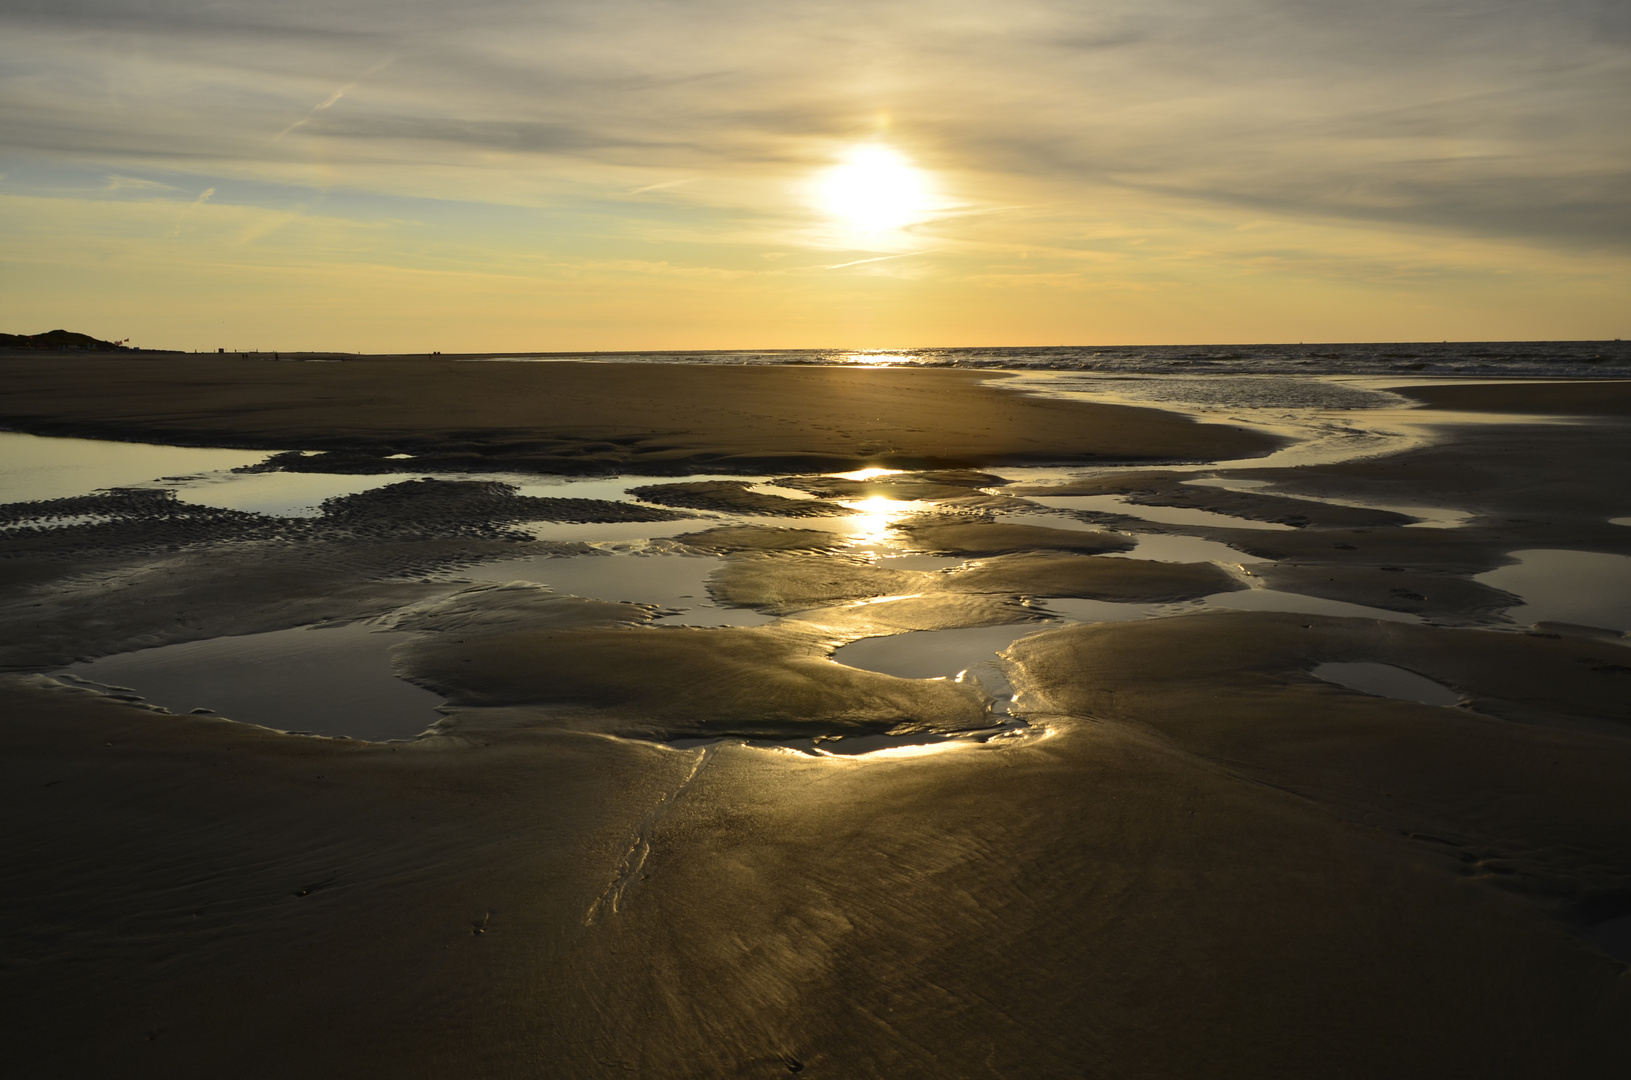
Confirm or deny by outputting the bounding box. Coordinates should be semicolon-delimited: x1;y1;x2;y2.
5;374;1626;743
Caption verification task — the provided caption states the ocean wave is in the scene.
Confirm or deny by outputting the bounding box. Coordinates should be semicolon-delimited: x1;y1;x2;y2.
486;341;1631;379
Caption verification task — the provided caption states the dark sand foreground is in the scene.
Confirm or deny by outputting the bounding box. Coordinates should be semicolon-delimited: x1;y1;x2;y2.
1;360;1629;1078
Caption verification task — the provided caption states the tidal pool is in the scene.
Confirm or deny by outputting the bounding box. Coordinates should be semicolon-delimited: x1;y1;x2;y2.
0;431;266;503
1179;476;1473;529
469;552;774;627
1312;662;1461;706
995;511;1263;566
829;623;1051;711
1203;589;1421;623
1116;533;1266;566
1026;493;1296;531
58;622;444;741
520;519;705;543
166;471;405;516
1476;549;1631;632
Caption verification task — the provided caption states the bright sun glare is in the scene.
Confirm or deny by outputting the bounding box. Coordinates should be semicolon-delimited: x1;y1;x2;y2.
818;145;933;231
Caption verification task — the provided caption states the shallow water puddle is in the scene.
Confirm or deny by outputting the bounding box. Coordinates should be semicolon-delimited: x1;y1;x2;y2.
513;472;771;503
1203;589;1421;623
1476;549;1631;632
1117;532;1266;565
1179;476;1472;529
162;470;724;522
1026;493;1295;531
0;431;267;503
994;512;1263;566
58;622;443;741
1037;597;1167;623
469;553;774;626
835;591;1426;695
830;623;1048;702
992;510;1107;535
672;729;1010;759
165;471;405;516
1185;477;1273;490
509;476;645;502
521;519;703;543
1312;662;1461;706
837;496;941;550
832;623;1039;682
1397;507;1474;529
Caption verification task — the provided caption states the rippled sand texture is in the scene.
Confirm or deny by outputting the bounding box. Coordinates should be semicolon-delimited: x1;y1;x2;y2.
1;360;1630;1078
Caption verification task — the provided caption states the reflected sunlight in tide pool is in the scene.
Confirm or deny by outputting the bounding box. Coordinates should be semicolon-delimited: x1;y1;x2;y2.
838;495;936;548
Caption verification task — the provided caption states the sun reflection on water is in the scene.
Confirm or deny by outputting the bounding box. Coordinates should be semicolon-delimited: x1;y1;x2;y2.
838;494;936;547
841;496;903;544
839;351;921;367
833;467;904;481
827;740;974;761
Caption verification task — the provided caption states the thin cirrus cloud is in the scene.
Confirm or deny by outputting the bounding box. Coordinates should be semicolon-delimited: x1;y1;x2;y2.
1;0;1625;242
0;0;1627;347
273;57;395;142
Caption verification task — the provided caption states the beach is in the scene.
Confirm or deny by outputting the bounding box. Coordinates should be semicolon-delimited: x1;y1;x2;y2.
0;354;1277;472
1;354;1629;1078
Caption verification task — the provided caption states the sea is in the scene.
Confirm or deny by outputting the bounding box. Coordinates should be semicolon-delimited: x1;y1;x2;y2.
482;340;1631;379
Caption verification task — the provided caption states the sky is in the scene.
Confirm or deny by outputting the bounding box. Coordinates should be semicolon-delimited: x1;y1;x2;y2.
1;0;1627;351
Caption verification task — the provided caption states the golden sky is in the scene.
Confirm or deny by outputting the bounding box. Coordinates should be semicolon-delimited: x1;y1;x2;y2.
1;0;1627;350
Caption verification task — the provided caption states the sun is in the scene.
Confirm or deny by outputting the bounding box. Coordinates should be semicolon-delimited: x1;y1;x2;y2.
817;145;933;231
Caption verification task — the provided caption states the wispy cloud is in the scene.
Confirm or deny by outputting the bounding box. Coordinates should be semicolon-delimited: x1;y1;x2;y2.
103;174;179;193
273;56;394;142
822;251;925;270
630;178;696;195
172;186;215;235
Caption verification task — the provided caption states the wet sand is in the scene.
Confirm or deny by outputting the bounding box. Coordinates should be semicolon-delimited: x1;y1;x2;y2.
1;365;1629;1077
1392;379;1631;415
0;353;1277;472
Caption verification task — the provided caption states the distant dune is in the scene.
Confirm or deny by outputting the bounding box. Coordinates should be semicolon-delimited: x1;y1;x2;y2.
0;329;129;351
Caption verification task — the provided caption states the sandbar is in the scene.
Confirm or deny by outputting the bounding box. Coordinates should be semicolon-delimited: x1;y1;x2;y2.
0;353;1278;472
